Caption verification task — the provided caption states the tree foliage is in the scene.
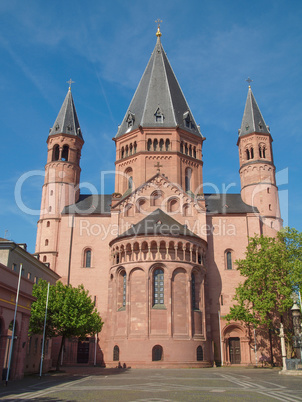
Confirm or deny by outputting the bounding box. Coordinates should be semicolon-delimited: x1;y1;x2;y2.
29;280;103;369
225;228;302;364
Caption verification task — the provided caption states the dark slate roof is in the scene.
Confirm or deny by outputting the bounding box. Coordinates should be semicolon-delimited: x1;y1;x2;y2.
61;193;257;216
115;34;201;138
49;89;83;139
62;194;111;214
118;208;201;239
204;193;258;214
238;87;270;137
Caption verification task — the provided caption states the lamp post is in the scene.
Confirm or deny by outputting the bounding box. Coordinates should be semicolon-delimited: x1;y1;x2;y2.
291;303;302;361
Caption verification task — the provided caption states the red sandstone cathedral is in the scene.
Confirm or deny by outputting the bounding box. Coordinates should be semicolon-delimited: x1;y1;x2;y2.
35;27;281;367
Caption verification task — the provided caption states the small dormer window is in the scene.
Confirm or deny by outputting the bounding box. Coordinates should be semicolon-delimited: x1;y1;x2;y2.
183;111;195;130
126;111;135;128
154;107;164;123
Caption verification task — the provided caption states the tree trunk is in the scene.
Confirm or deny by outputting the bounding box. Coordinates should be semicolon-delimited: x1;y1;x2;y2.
268;328;274;367
56;335;65;371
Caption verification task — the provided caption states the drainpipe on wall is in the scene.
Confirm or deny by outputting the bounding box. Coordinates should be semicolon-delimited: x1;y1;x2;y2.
218;309;223;366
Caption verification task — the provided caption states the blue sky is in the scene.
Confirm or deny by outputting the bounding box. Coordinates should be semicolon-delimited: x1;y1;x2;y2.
0;0;301;252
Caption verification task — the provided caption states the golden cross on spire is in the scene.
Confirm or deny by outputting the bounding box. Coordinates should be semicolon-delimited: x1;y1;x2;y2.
155;19;162;37
154;161;163;173
67;78;75;90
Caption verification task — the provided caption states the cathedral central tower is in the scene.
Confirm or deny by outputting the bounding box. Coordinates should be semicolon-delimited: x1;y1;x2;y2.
113;29;205;197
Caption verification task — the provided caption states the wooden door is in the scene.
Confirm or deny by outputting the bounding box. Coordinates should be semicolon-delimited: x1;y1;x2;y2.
77;338;89;363
229;337;241;364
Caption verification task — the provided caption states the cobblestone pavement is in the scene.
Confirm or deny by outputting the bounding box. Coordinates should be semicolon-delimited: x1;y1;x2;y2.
1;367;302;401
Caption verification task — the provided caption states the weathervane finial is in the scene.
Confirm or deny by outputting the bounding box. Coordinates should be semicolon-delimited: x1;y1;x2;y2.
67;78;75;90
155;19;162;37
246;77;253;88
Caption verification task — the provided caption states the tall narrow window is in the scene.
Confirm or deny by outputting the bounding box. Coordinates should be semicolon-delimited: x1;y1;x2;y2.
128;176;133;190
246;149;250;160
153;269;164;306
153;139;158;151
259;146;262;158
226;251;232;270
189;145;192;157
165;139;170;151
129;143;133;155
185;168;192;192
250;147;254;159
121;147;125;158
125;145;129;157
263;148;266;158
84;249;92;268
113;345;119;361
180;142;184;153
197;346;203;361
147;139;152;151
62;145;69;161
159;139;164;151
122;272;126;307
133;142;137;153
193;147;196;158
52;144;60;161
191;273;196;309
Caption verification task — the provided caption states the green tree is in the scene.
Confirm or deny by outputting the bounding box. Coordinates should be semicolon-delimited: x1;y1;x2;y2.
279;227;302;293
225;234;293;366
29;280;103;370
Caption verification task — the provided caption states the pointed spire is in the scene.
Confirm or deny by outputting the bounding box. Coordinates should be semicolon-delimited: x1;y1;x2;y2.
239;86;270;137
49;88;83;139
116;33;201;138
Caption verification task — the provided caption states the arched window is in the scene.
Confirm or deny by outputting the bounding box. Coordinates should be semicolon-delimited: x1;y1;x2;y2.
151;190;163;207
191;273;196;310
121;147;124;159
259;146;262;158
133;142;137;153
189;145;192;157
165;139;170;151
226;251;232;270
62;145;69;161
250;147;254;159
147;139;152;151
263;148;266;158
152;345;163;361
197;346;203;361
52;144;60;161
125;145;129;157
193;147;196;158
43;256;47;262
122;272;126;307
153;269;164;306
246;149;250;160
45;239;49;246
168;198;179;213
185;168;192;192
84;249;92;268
159;139;164;151
128;176;133;190
185;143;188;155
113;345;119;361
129;143;133;155
153;139;158;151
46;221;50;227
180;142;184;153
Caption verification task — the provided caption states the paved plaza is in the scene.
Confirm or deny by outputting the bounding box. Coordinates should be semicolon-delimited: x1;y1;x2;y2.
0;367;302;401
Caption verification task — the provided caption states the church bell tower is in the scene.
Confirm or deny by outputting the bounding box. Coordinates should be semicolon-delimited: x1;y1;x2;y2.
35;85;84;270
238;86;282;235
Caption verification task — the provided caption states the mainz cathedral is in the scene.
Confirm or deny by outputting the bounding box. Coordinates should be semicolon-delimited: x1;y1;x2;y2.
35;26;282;367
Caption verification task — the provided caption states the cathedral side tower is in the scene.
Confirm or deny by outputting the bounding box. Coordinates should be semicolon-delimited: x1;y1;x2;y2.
113;29;205;196
238;86;282;235
35;87;84;270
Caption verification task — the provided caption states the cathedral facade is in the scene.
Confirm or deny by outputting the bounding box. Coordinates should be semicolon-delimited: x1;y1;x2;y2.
35;28;282;367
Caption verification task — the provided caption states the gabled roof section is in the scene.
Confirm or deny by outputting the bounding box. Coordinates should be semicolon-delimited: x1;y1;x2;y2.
118;208;201;239
238;87;270;137
62;194;112;215
116;33;201;138
49;88;83;139
204;193;258;214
